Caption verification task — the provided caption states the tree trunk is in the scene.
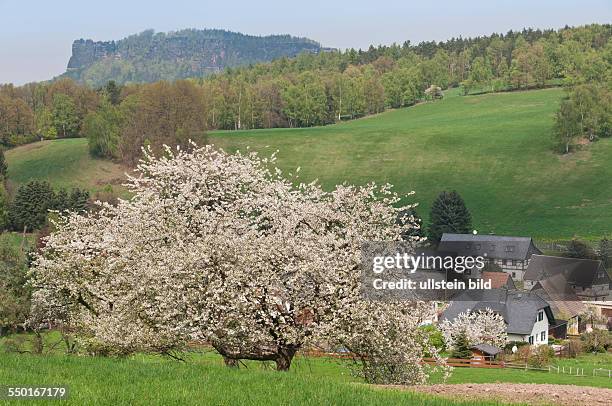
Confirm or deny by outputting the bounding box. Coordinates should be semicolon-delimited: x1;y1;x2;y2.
223;357;239;368
213;342;299;372
274;345;298;371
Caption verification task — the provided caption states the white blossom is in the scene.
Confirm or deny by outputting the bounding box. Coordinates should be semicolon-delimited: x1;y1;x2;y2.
439;308;508;350
30;142;442;382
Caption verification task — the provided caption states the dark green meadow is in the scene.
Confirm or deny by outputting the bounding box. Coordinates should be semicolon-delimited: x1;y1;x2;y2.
6;88;611;240
210;87;612;240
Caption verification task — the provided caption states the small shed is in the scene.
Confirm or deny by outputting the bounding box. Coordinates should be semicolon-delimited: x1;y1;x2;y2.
470;343;502;361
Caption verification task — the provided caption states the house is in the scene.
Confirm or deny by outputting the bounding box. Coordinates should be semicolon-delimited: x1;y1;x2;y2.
529;273;586;337
440;288;554;345
438;234;542;280
524;255;611;301
481;271;516;289
581;301;612;330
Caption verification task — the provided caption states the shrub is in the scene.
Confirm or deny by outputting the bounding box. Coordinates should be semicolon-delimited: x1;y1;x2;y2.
420;324;446;353
566;339;583;358
581;329;611;353
0;241;31;334
528;345;554;368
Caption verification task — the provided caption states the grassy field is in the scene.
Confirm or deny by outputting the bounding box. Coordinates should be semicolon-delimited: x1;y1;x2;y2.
5;138;127;193
210;88;612;240
1;332;610;404
5;88;611;239
0;349;610;405
0;353;497;406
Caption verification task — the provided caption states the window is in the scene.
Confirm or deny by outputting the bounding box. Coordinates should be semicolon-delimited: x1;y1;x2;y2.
541;331;546;342
511;260;517;266
490;244;496;251
504;259;510;265
528;336;534;344
505;246;514;252
537;311;544;322
475;244;481;250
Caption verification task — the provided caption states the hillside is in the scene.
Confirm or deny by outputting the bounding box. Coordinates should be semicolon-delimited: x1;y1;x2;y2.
210;87;612;240
7;88;611;240
5;138;127;192
61;29;322;86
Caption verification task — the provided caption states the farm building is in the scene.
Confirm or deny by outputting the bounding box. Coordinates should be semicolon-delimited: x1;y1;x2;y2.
480;271;516;289
438;234;542;280
470;343;503;361
529;273;586;337
440;288;554;345
524;255;611;301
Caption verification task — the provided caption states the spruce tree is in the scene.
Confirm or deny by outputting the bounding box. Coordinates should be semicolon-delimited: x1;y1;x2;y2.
427;191;472;244
69;188;90;212
9;181;56;232
451;329;473;359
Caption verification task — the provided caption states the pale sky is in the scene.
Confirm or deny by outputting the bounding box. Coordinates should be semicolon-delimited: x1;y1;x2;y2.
1;0;610;85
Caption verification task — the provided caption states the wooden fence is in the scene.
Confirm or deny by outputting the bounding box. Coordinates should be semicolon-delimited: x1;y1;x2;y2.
301;351;608;377
423;357;503;368
301;351;506;369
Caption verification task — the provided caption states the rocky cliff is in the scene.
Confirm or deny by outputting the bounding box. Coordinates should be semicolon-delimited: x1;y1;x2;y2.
61;29;322;87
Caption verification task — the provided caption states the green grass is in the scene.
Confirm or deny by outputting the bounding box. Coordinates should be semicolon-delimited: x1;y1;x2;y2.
1;332;610;404
210;88;612;240
5;138;127;193
0;232;34;251
6;89;611;239
0;353;502;406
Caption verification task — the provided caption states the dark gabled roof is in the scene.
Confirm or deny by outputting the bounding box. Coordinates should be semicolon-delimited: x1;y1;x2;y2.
471;343;502;355
524;255;611;288
505;290;554;334
531;274;586;320
439;233;542;261
440;288;553;335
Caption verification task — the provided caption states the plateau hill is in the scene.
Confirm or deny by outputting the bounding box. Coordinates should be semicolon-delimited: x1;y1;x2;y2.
61;29;323;86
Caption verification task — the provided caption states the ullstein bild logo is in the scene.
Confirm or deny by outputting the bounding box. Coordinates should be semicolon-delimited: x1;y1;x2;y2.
360;242;490;301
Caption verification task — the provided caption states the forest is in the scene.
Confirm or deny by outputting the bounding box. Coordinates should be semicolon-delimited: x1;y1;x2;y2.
0;24;610;165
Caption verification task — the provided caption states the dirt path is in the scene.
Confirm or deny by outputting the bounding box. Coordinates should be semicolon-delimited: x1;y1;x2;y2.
397;383;612;405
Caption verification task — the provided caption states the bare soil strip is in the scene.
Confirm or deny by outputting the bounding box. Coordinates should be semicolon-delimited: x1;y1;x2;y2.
387;383;612;405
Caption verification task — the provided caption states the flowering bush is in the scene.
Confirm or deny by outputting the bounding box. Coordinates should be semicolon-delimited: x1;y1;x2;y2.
30;143;442;383
439;308;507;350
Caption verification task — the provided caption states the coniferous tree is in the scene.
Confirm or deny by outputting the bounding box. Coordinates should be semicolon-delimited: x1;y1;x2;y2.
9;181;55;232
427;191;472;244
68;188;90;212
451;329;473;359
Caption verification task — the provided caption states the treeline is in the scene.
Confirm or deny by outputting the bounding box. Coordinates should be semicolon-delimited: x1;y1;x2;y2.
0;24;609;164
0;79;99;146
